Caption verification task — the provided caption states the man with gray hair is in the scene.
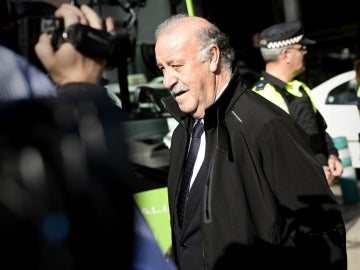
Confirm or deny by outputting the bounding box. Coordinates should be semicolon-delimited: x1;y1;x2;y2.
156;15;346;270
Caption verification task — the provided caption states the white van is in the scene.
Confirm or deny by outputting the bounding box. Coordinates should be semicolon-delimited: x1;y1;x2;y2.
311;70;360;170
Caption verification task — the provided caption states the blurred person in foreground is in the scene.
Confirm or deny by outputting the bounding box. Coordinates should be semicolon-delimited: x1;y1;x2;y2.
0;2;177;269
252;21;343;186
0;0;61;99
155;14;347;270
0;45;57;100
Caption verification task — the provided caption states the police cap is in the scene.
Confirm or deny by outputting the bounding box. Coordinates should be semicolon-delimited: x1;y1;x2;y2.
259;21;316;49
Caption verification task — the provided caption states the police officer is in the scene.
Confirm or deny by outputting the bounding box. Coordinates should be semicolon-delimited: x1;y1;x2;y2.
252;21;343;186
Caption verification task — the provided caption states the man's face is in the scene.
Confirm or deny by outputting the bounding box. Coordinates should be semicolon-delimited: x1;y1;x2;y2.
286;43;308;77
155;28;215;119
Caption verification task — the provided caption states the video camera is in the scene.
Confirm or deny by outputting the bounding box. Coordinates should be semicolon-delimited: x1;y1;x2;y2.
40;16;123;61
0;0;145;70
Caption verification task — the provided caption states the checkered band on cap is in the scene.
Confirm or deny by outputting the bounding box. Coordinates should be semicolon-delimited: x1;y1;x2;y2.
265;34;304;49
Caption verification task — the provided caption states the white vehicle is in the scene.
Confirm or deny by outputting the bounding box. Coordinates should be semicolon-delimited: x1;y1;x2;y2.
311;70;360;169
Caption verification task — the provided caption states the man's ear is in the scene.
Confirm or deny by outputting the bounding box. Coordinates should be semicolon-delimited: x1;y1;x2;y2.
209;45;220;72
281;48;290;64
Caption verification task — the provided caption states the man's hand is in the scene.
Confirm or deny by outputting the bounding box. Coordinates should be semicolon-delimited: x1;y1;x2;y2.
35;4;114;86
323;155;344;186
328;155;344;177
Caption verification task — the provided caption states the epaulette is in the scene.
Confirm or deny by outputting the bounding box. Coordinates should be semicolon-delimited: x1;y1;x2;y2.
253;81;266;91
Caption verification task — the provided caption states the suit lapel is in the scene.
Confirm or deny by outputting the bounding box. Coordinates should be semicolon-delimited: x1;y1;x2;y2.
181;164;207;232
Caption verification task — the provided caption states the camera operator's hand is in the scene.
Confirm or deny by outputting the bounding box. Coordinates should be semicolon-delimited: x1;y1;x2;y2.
35;4;114;86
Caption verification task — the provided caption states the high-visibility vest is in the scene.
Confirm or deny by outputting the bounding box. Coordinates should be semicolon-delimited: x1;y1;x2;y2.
252;78;317;113
252;77;330;164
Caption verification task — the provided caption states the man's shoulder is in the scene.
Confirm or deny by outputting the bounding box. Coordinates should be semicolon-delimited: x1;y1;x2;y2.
252;80;266;90
232;88;289;120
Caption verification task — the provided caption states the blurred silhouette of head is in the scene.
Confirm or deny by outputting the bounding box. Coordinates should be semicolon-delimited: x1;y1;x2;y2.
0;89;135;269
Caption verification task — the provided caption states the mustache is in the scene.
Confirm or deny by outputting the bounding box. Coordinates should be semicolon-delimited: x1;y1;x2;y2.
170;83;189;96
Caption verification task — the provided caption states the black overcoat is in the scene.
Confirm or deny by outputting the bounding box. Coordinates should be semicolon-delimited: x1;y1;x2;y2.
162;68;347;270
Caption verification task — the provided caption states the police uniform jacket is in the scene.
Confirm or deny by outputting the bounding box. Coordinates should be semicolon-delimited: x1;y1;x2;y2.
162;68;347;270
252;71;339;166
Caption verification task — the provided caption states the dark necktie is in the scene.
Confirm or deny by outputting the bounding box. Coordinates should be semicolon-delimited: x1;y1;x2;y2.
177;120;204;227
